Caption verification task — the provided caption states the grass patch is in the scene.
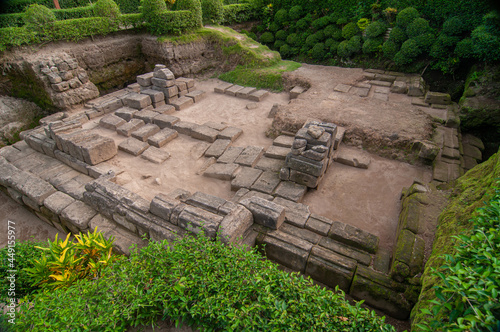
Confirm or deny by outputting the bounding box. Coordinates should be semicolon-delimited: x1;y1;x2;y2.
219;60;301;92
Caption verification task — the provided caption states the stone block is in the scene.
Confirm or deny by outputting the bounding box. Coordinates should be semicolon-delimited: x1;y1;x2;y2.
280;222;321;245
176;77;195;88
170;96;194;110
214;82;233;93
462;134;484;151
424;91;451;105
273;181;307;203
246;103;258;110
141;89;164;103
154;104;175;114
115;107;138;121
408;77;426;97
60;201;97;233
178;205;223;238
463;144;482;161
391;81;407;94
391;230;425;281
289;169;320;188
264;145;289;160
185;90;206;103
240;196;285;229
185;191;227;214
350;266;411;320
290;86;306;99
147;128;178;148
79;136;117;166
225;85;245;96
204;122;227;131
286;154;327;177
218;127;243;142
235;146;264;167
95;98;124;114
52;81;70;92
370;80;392;87
273;135;294;148
43;191;75;215
124;93;152;110
273;197;310;228
54;150;87;174
251;171;281;194
117;119;145;137
318;237;372;265
141;146;170;164
231;167;263;191
236;87;257;99
151;77;174;88
100;114;126;131
131;124;160;142
257;230;313;272
306;246;357;292
137;72;154;87
118;137;149;156
150;193;182;221
218;205;254;245
328;220;379;254
154;68;175;80
203;163;240;180
218;146;244;164
333;148;370;169
204;139;231;158
334;84;351;93
191;125;219;143
133;110;160;124
248;90;269;102
152;114;180;130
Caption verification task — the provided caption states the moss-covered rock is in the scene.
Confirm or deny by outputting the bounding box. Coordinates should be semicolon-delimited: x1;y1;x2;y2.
410;148;500;329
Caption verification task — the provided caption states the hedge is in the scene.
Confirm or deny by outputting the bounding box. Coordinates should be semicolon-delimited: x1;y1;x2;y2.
0;26;38;51
1;0;91;13
49;17;117;41
148;10;201;35
53;5;95;20
114;0;141;13
222;4;253;24
0;13;24;28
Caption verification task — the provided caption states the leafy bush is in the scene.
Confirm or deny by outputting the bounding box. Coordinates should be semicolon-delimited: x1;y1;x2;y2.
337;40;351;57
115;0;141;13
93;0;121;18
330;40;340;54
288;5;302;21
140;0;166;28
25;230;115;290
362;37;383;54
286;32;299;46
324;37;335;48
3;234;397;332
323;24;337;38
413;32;435;51
356;18;370;31
312;16;329;30
150;10;201;34
296;17;309;31
311;42;325;59
347;35;362;54
382;40;399;58
48;17;115;41
275;29;287;40
455;37;474;58
118;13;144;28
279;43;292;57
430;34;460;59
471;25;500;62
273;39;285;49
365;20;386;39
260;31;274;44
53;5;95;20
268;21;279;32
396;7;420;28
0;13;24;28
23;4;55;33
222;4;253;24
417;184;500;332
342;21;359;40
394;38;421;65
274;8;288;25
0;26;38;51
305;31;324;46
201;0;224;24
0;240;45;303
406;17;430;39
173;0;203;28
442;16;467;36
388;26;407;44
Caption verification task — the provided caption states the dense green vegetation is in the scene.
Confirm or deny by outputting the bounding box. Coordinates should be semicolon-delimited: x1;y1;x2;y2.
412;149;500;331
1;233;396;331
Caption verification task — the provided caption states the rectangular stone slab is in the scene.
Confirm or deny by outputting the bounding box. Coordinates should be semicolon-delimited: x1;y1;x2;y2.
170;96;194;110
136;72;154;87
173;121;197;135
204;139;231;158
191;125;219;143
231;166;263;191
218;127;243;142
239;196;285;229
133;110;160;124
141;146;170;164
318;237;372;266
250;171;281;194
117;119;145;137
60;201;97;233
273;135;294;148
203;163;240;180
235;146;264;167
248;90;269;102
150;193;182;221
236;87;257;99
178;205;223;239
225;85;245;96
141;89;165;102
131;124;160;142
218;146;244;164
273;197;310;228
100;114;126;131
218;205;253;245
184;191;228;214
147;128;178;148
273;181;307;203
265;145;289;160
124;93;152;110
185;90;206;103
79;136;117;166
328;220;379;254
118;137;149;156
115;107;138;121
214;82;234;93
153;114;180;129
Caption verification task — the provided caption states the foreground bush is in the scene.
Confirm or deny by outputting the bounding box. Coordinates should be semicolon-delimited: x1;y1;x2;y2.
2;234;396;331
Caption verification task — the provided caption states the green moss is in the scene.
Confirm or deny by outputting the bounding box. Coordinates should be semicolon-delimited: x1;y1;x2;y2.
411;149;500;328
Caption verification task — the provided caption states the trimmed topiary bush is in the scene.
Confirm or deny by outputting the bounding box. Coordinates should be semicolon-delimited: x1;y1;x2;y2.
347;35;362;54
430;34;460;59
365;20;386;39
260;31;274;44
274;8;288;25
442;16;467;36
201;0;224;24
288;5;302;21
388;26;407;45
406;17;431;39
312;16;329;30
454;37;474;58
342;22;359;40
93;0;121;18
337;40;351;57
311;42;325;60
323;24;337;38
332;29;343;40
140;0;166;31
23;4;56;33
268;22;279;32
324;37;335;48
396;7;420;29
362;37;383;54
279;43;292;58
273;39;285;49
413;32;435;51
382;40;399;58
286;33;299;46
394;38;422;65
275;29;287;40
471;25;500;61
296;17;309;31
305;31;324;47
329;40;340;54
174;0;203;28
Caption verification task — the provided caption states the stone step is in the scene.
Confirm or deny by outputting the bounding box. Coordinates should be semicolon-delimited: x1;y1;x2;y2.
248;90;269;102
185;90;206;103
170;96;194;110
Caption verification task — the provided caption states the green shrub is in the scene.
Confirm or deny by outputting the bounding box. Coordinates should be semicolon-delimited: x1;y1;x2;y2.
0;26;38;51
341;22;359;40
0;13;24;28
49;17;115;41
324;37;335;48
93;0;120;18
442;16;467;36
430;34;460;59
323;24;337;37
286;32;299;46
471;25;500;61
174;0;203;28
332;28;343;40
305;31;324;46
362;37;383;54
312;16;329;30
3;234;397;332
347;35;362;54
53;5;95;20
406;17;430;39
413;32;435;51
268;21;279;32
201;0;224;24
396;7;419;28
23;4;55;33
365;20;386;39
288;5;302;21
152;10;203;35
222;4;253;24
311;42;325;59
0;240;45;303
140;0;166;29
275;29;287;40
241;29;257;40
337;40;351;57
417;184;500;332
455;37;474;58
330;40;340;54
296;17;309;31
273;39;285;49
118;12;144;28
115;0;141;13
279;43;292;58
356;17;370;31
274;8;288;25
260;31;274;44
336;17;348;25
394;38;421;65
382;40;399;58
388;26;407;45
